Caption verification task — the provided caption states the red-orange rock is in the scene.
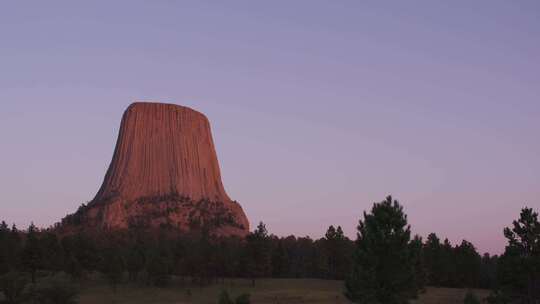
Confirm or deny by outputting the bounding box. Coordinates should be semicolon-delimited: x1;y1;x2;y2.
64;102;249;236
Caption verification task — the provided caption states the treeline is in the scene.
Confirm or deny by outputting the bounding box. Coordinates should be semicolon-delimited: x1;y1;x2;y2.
422;233;498;289
1;196;538;304
1;221;494;289
0;222;353;287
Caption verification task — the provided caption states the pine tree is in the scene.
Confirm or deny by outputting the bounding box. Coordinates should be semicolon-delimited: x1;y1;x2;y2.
65;254;83;280
245;222;271;286
345;196;416;304
271;238;289;277
441;238;457;286
102;246;125;291
126;243;145;282
455;240;481;288
324;225;337;278
192;228;217;285
479;253;498;289
40;232;64;272
0;221;11;274
334;226;351;279
409;235;427;296
323;225;350;279
423;233;442;286
61;232;99;273
21;223;41;283
497;207;540;303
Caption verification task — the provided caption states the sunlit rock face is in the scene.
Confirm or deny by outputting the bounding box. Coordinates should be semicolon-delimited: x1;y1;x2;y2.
64;102;249;236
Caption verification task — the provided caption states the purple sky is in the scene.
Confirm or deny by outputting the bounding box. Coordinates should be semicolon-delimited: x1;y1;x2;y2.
1;1;539;254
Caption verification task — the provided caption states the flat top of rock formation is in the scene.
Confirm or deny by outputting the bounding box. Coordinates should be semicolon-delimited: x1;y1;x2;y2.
127;101;209;121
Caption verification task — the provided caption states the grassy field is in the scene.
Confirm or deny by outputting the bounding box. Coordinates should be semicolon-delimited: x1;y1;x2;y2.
78;278;490;304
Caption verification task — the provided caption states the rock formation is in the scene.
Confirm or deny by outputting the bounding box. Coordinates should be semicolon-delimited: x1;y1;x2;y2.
63;102;249;236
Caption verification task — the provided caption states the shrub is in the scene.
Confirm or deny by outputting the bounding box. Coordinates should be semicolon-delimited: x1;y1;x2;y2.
101;247;125;291
0;271;29;304
152;274;171;288
218;290;233;304
146;255;171;287
464;290;480;304
235;293;251;304
65;254;83;280
486;290;510;304
33;273;79;304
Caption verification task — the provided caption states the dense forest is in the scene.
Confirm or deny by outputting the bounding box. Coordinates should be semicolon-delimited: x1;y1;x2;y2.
0;196;538;304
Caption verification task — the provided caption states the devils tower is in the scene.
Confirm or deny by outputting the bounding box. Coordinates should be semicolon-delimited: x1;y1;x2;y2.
63;102;249;236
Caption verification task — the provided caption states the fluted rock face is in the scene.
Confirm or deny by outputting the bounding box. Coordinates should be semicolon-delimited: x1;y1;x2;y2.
66;102;249;236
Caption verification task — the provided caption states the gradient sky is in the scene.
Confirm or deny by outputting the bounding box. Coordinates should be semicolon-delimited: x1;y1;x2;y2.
1;1;539;254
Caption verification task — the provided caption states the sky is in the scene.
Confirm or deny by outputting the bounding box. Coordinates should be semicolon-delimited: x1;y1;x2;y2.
1;1;539;254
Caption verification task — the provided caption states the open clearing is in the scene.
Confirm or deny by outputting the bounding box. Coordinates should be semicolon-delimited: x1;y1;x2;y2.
78;278;489;304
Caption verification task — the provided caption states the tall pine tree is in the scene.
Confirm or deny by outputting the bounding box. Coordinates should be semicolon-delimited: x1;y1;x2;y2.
245;222;271;286
497;207;540;304
424;233;443;286
345;196;416;304
21;223;41;283
409;235;427;296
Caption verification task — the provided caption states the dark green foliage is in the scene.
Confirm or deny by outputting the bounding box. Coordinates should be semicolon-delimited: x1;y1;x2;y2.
21;223;41;283
345;196;416;304
235;293;251;304
40;232;64;272
455;240;481;287
64;254;83;280
0;271;29;304
409;235;427;296
126;243;145;282
244;222;271;286
479;253;498;289
486;290;510;304
101;246;125;290
322;225;351;280
33;273;79;304
146;252;171;287
464;290;481;304
423;233;486;289
61;203;89;226
441;238;457;286
183;229;218;285
0;222;22;275
424;233;443;286
271;238;289;277
215;238;241;281
218;289;234;304
275;235;319;278
497;207;540;304
0;205;507;297
217;291;251;304
61;233;99;273
0;222;10;274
